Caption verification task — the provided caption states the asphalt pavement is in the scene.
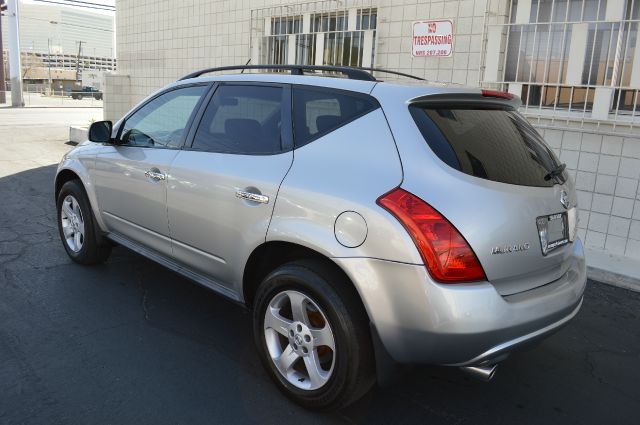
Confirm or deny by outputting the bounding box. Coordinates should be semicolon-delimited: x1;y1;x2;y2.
1;107;639;424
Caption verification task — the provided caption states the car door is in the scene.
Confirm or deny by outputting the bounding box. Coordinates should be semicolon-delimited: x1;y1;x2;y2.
166;83;293;291
93;84;210;257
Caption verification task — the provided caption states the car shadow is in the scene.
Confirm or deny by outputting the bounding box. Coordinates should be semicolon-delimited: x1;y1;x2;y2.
1;164;638;425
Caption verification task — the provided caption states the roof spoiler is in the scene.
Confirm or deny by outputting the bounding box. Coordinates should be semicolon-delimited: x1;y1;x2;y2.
409;91;522;109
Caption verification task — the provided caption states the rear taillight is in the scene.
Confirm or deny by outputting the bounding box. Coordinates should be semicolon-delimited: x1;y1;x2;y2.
481;89;514;100
377;188;486;283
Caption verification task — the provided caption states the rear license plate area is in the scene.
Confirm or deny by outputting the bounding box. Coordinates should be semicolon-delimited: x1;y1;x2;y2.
536;213;569;255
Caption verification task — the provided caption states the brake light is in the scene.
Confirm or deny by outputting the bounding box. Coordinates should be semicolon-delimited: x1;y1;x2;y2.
481;89;514;100
377;188;486;283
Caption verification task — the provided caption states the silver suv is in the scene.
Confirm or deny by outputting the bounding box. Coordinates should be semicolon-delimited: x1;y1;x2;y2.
55;65;586;408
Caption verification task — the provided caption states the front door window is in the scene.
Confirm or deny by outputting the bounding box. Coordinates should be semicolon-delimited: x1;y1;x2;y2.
120;85;208;148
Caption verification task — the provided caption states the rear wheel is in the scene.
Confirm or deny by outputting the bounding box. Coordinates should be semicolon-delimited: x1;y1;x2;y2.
253;260;375;409
57;180;111;264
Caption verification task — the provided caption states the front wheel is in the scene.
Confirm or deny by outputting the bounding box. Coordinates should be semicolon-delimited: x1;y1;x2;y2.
57;180;111;264
253;260;375;409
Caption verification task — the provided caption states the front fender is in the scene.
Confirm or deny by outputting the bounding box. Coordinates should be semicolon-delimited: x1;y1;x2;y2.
55;146;107;232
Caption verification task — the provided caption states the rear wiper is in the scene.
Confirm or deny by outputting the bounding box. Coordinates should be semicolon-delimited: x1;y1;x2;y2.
544;163;566;182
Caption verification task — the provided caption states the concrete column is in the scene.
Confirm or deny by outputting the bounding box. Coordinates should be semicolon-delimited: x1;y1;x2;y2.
251;41;260;66
0;7;6;104
630;43;640;88
112;3;117;59
514;0;532;24
287;34;296;64
315;35;324;65
508;83;523;97
302;13;311;34
592;87;614;120
605;0;626;21
348;8;358;31
362;30;374;68
484;26;503;83
7;0;23;107
565;23;588;86
264;17;271;36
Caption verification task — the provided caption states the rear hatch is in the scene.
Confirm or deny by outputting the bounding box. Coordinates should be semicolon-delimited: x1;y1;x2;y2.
404;92;578;296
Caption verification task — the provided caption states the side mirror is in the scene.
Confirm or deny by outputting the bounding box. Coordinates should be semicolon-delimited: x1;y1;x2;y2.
88;120;113;143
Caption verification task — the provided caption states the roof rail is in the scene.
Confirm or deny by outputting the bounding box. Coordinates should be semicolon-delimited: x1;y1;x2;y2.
178;64;426;83
362;67;425;81
179;64;377;81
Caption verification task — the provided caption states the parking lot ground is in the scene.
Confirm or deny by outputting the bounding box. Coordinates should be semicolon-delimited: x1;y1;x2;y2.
1;108;639;425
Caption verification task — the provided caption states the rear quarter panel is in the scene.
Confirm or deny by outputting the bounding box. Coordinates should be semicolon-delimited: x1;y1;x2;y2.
268;108;421;263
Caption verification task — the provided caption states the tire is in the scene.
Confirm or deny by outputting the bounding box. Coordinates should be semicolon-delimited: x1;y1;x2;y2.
253;259;375;409
77;94;83;100
57;180;111;265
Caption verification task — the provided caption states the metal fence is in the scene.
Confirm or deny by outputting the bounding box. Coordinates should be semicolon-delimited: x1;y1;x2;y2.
0;90;103;107
483;0;640;134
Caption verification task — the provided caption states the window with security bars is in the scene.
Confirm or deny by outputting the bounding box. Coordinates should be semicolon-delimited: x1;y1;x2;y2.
272;16;302;35
502;0;640;118
311;11;348;33
262;16;303;65
255;3;377;70
357;9;377;30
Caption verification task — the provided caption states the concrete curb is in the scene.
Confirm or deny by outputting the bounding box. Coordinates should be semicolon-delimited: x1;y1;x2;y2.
69;126;89;143
586;248;640;293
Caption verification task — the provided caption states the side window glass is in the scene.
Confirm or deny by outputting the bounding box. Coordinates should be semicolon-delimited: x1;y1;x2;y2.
292;87;378;147
191;85;284;154
120;85;208;148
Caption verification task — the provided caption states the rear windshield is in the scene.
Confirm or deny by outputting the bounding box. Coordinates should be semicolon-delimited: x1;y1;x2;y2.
410;105;564;187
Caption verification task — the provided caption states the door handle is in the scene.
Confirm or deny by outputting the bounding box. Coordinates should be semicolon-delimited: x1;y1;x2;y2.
236;190;269;204
144;169;166;181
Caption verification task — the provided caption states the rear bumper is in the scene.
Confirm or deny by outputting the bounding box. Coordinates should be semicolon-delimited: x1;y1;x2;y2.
447;297;582;366
333;238;587;365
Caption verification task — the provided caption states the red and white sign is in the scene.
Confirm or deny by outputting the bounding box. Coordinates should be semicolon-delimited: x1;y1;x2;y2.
412;20;454;57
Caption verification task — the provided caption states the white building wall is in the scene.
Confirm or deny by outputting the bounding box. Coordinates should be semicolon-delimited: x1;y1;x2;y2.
542;127;640;262
108;0;511;120
374;0;509;86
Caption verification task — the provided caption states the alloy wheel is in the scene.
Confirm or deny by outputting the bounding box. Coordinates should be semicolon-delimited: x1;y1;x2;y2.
264;290;336;390
60;195;85;252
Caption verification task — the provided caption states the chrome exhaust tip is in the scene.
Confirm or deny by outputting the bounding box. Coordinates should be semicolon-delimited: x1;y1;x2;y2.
459;364;498;382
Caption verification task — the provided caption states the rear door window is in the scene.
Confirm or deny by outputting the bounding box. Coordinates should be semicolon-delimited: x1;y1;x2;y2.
410;105;564;187
191;85;285;155
293;87;378;147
